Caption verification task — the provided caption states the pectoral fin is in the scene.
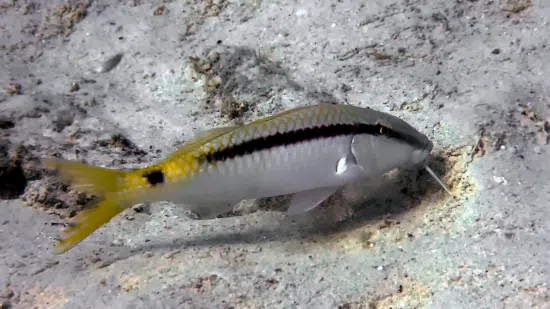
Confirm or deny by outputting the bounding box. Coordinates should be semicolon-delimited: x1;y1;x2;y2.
286;186;340;215
168;126;238;159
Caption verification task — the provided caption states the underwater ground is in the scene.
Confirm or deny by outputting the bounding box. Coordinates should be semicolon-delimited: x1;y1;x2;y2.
1;0;549;308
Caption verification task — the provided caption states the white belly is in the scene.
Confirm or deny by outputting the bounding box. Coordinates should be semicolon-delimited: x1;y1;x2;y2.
172;135;358;204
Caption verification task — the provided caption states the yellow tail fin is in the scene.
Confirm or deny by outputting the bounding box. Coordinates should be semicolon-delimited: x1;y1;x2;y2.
41;158;136;254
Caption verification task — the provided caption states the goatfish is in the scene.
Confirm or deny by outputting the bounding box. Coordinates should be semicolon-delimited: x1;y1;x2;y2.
42;103;451;254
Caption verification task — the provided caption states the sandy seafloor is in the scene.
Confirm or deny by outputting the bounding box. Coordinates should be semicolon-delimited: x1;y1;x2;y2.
1;0;549;308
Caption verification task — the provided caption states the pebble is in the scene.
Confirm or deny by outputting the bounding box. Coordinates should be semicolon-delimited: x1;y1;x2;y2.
0;284;11;298
1;300;11;309
143;251;154;258
70;82;79;92
251;246;262;253
96;53;124;73
533;146;541;154
132;203;152;215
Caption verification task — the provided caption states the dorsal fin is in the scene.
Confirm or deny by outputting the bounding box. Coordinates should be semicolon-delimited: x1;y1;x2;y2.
246;105;315;126
165;104;323;159
166;126;238;159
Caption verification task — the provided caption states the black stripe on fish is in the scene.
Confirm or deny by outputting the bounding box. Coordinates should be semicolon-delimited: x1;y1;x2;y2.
204;123;426;163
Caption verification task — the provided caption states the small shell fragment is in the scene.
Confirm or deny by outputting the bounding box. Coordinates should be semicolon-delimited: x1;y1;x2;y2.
491;176;507;185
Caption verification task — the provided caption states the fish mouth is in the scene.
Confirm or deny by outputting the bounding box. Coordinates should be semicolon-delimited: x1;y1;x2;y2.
411;139;434;165
424;139;434;154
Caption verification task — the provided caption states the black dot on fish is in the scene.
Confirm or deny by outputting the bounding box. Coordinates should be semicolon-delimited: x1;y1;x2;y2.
144;170;164;186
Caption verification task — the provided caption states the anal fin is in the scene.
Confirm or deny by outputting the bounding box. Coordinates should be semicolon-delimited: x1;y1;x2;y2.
286;186;340;215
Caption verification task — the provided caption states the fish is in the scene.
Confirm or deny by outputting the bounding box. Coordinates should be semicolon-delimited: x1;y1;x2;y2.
42;103;449;254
